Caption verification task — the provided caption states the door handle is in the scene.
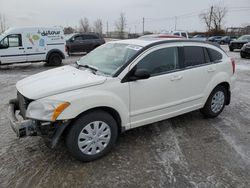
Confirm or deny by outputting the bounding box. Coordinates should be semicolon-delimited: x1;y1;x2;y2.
170;75;183;81
19;47;24;50
207;68;216;73
27;47;32;49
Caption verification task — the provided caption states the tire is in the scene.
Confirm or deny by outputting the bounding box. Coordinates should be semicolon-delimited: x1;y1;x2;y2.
240;52;246;58
229;47;234;52
201;86;227;118
46;53;62;66
66;110;118;162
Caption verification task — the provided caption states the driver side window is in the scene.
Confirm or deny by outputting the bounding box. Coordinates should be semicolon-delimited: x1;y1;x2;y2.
0;34;22;48
136;47;179;76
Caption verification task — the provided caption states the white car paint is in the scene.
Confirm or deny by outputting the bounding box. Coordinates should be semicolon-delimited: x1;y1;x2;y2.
15;39;235;131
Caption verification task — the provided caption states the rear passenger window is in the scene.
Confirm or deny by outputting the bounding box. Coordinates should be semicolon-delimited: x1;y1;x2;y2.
207;48;222;62
136;47;179;76
183;46;205;67
84;35;98;39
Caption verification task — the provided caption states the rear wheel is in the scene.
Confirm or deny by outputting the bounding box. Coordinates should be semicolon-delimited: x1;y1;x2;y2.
201;86;227;118
46;53;62;66
66;110;118;162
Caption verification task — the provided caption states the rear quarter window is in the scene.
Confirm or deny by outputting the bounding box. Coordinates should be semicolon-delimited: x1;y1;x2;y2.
183;46;205;67
207;48;223;62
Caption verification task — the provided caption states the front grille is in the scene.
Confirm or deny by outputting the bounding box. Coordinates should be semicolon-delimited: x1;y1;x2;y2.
17;92;32;118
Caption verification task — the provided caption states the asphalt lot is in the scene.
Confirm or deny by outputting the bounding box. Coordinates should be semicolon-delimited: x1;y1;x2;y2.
0;46;250;188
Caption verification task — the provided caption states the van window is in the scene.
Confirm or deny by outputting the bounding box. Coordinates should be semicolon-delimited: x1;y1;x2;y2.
0;34;22;48
136;47;179;76
207;48;222;62
183;46;205;67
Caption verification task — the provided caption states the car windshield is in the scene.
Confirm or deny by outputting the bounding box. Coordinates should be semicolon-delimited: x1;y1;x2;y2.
77;43;142;76
238;35;250;40
65;34;75;40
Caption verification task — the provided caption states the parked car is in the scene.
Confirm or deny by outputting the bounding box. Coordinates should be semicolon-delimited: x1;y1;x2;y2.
240;42;250;58
218;36;237;45
65;33;105;55
229;35;250;51
171;31;189;39
192;34;207;41
0;27;66;66
139;34;184;39
9;38;235;161
207;36;223;43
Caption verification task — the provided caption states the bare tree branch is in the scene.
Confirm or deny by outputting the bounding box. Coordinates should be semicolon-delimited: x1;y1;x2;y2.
93;19;103;35
0;13;7;34
115;13;126;39
79;17;91;33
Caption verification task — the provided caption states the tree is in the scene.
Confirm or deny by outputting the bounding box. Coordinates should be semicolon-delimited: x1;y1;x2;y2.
63;26;75;34
200;5;227;35
0;13;7;34
93;19;103;35
115;13;126;39
79;17;91;33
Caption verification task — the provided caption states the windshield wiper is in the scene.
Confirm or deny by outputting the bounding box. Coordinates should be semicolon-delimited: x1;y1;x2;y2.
75;61;98;73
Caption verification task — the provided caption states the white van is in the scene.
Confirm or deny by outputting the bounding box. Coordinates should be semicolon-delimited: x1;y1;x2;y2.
0;27;67;66
171;30;189;39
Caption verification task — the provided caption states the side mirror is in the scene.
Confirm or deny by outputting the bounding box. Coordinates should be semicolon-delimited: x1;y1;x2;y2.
130;68;150;81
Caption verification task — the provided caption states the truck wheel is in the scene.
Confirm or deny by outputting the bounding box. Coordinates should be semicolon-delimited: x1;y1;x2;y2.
66;110;118;162
47;53;62;66
200;86;226;118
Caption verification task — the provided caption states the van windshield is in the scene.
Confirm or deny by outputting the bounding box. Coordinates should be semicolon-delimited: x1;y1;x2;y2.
77;43;142;76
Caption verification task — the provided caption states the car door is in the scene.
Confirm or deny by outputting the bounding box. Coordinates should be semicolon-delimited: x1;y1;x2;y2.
26;32;46;62
0;34;26;64
128;45;189;128
178;45;217;108
71;35;84;52
82;35;95;52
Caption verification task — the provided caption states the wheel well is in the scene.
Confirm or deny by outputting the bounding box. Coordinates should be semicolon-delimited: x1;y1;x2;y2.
46;50;65;61
64;107;123;136
216;82;231;105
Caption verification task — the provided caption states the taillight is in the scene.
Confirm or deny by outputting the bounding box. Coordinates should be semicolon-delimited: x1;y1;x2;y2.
231;58;235;74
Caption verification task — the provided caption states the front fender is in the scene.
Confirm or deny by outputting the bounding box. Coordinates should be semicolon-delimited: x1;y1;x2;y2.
45;88;130;130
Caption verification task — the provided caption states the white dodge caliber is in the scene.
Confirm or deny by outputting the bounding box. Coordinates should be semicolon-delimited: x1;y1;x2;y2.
9;38;235;161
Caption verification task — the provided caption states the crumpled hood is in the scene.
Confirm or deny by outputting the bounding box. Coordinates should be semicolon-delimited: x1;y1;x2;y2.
16;65;107;99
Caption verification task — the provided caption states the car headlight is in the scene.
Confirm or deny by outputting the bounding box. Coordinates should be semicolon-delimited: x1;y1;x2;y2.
26;100;70;121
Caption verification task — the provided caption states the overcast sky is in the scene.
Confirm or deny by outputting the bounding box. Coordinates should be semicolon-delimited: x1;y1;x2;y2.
0;0;249;33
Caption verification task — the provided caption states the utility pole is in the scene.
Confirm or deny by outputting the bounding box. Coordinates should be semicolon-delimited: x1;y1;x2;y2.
106;21;109;37
208;6;213;33
142;17;145;35
174;16;177;30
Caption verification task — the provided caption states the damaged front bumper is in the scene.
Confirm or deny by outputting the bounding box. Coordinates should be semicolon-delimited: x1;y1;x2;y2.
8;98;70;148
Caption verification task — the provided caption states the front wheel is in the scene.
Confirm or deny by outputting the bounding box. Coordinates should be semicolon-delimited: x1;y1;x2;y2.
66;110;118;162
240;52;246;58
201;86;227;118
